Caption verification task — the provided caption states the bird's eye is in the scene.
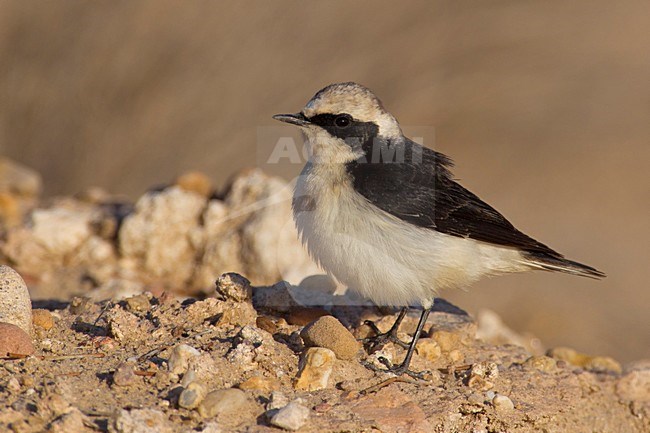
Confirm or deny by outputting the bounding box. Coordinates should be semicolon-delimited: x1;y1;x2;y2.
334;115;351;128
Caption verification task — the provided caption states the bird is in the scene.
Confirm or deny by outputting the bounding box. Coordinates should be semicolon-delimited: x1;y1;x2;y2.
273;82;604;377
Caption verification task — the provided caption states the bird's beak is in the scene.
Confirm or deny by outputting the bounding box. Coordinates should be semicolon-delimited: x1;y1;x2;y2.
272;113;310;127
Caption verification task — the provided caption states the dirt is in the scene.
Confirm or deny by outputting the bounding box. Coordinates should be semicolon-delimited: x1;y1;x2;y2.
0;284;647;433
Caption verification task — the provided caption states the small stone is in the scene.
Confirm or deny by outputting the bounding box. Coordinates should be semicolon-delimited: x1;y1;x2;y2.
415;338;441;362
0;266;32;335
492;394;514;412
294;347;336;391
547;347;621;373
7;376;21;392
468;362;498;391
179;381;208;409
616;368;650;402
267;391;289;410
110;408;173;433
238;325;265;345
0;322;35;356
216;273;252;302
256;316;278;334
238;376;280;393
270;401;310;431
168;344;201;375
523;356;557;373
113;362;138;387
124;294;150;313
69;297;93;315
584;356;623;374
198;388;249;419
32;309;54;331
300;316;360;360
175;171;213;198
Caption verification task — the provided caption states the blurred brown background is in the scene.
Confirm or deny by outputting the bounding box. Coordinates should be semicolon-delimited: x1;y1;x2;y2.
0;1;648;362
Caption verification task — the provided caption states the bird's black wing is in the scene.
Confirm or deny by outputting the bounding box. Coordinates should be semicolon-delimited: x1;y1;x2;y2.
346;138;562;257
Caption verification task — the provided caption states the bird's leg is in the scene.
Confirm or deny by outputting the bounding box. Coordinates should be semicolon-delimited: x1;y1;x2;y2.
364;306;432;380
362;307;410;351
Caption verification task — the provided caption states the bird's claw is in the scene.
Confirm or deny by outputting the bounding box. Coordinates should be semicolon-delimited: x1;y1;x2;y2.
362;357;430;381
361;320;410;351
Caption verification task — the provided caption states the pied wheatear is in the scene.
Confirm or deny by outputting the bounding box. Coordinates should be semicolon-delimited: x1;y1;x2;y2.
274;82;604;377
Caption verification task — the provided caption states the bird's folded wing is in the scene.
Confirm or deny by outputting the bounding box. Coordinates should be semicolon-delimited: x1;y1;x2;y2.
347;140;562;258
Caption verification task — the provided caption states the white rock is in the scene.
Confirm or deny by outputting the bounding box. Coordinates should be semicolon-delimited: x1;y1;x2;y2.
294;347;336;391
197;388;249;419
0;265;32;335
31;208;92;254
168;344;201;375
110;408;173;433
492;394;515;412
270;400;310;431
119;186;206;287
267;391;290;410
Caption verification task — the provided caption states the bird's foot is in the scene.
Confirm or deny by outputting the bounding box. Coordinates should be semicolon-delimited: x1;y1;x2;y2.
361;320;410;352
362;356;430;381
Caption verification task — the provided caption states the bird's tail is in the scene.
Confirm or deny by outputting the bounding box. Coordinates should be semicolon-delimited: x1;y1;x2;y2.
522;252;606;279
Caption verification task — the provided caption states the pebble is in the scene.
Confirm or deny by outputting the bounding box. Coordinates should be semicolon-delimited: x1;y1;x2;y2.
467;362;499;391
113;362;138;387
237;376;280;393
179;381;208;409
524;355;557;373
547;346;621;374
111;408;173;433
124;294;150;312
0;322;35;356
216;273;252;302
7;376;21;393
492;394;514;412
168;344;201;375
32;309;54;331
198;388;249;419
267;391;289;410
256;316;278;334
238;325;265;345
0;266;32;335
294;347;336;391
300;316;360;360
270;400;310;431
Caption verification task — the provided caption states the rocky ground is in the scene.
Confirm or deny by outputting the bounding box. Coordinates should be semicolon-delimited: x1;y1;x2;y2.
0;157;649;432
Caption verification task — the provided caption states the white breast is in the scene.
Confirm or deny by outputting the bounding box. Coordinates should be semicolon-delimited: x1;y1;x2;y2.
293;162;527;308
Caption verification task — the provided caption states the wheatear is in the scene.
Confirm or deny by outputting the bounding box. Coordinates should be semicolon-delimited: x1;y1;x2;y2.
274;82;604;377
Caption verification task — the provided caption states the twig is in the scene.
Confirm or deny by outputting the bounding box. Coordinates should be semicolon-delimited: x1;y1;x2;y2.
359;376;419;395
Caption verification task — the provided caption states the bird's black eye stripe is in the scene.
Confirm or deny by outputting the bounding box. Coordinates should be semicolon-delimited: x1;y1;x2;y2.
306;113;379;144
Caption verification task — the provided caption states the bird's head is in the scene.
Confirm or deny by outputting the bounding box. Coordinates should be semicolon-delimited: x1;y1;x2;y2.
274;82;402;164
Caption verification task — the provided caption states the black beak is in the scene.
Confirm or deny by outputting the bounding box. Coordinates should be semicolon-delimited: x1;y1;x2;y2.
272;112;310;127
